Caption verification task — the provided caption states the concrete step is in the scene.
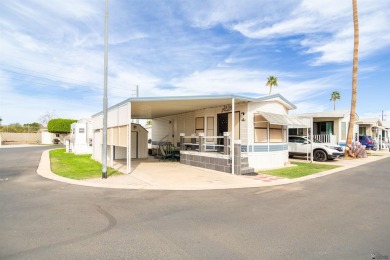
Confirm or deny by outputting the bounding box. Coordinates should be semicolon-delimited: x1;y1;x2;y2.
240;167;256;175
240;157;248;163
240;162;249;168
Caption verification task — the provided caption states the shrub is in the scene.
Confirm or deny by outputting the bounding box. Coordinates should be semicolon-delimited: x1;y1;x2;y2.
47;118;77;134
346;141;367;158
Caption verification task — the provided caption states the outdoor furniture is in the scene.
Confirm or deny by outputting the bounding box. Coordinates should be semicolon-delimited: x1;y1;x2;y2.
158;144;180;162
158;145;172;162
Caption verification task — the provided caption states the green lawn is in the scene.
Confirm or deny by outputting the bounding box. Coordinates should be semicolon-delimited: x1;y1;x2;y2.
258;162;341;179
49;149;122;180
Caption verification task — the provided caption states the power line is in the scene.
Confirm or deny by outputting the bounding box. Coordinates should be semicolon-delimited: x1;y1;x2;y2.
0;75;129;92
0;65;97;86
0;75;93;89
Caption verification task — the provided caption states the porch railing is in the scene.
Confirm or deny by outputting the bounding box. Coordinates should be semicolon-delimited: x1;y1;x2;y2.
179;133;231;155
313;134;337;144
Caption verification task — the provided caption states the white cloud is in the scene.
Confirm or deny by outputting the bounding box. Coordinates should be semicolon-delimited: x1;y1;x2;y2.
0;0;388;124
184;0;390;65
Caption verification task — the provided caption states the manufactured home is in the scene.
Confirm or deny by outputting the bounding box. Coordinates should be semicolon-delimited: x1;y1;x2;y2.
288;110;359;146
356;118;388;150
91;94;305;174
69;118;93;154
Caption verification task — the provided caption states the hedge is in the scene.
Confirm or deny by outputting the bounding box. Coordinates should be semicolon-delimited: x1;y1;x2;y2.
47;118;77;134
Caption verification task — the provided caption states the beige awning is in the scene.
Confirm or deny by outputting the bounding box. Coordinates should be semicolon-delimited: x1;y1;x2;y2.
257;111;310;128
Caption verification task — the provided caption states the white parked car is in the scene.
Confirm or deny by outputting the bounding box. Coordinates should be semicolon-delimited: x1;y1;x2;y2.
288;136;344;162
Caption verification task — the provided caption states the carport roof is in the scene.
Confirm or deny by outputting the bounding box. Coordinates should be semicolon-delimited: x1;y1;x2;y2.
92;94;296;119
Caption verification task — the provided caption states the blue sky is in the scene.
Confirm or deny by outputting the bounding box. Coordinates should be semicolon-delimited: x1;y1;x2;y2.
1;0;389;125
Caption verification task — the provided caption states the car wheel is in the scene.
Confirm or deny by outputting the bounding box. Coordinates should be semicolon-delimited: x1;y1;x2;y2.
314;150;327;162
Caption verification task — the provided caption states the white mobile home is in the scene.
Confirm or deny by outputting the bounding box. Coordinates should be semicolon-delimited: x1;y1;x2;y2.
289;110;359;146
357;118;387;150
69;118;93;154
92;94;302;174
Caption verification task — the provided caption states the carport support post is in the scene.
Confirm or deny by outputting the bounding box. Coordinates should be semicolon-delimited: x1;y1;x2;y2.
310;117;313;163
231;97;235;175
126;102;132;174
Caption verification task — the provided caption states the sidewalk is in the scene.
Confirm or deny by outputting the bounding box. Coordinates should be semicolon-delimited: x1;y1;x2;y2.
36;149;389;191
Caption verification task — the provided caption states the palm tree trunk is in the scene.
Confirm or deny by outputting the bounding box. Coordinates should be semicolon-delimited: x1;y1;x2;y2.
334;100;336;111
346;0;359;156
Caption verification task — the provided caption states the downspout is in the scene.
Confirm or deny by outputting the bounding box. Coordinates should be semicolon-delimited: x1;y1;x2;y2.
232;98;235;175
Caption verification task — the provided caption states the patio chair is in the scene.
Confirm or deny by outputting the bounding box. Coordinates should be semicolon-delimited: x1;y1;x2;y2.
158;145;172;162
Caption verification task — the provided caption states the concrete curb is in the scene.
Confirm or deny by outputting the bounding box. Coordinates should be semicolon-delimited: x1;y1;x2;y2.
36;149;390;191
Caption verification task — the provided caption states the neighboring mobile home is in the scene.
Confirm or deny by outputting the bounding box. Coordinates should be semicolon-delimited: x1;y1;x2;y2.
69;118;93;154
91;94;304;174
288;110;359;146
356;118;387;150
382;121;390;150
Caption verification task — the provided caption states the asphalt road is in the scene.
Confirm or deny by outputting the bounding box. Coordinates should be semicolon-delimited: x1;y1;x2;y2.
0;146;389;259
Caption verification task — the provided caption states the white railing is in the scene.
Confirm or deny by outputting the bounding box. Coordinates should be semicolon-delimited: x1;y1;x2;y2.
314;134;337;144
180;134;230;154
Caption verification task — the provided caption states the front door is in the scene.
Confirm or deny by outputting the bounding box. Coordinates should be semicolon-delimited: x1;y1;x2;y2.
217;112;240;141
217;113;229;137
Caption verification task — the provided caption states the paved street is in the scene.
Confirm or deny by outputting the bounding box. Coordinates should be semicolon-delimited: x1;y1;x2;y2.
1;146;389;259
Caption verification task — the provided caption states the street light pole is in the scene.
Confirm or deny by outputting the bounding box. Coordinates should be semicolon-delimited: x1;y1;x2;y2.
102;0;109;179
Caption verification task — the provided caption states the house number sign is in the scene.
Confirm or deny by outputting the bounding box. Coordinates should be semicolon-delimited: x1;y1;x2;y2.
221;104;232;112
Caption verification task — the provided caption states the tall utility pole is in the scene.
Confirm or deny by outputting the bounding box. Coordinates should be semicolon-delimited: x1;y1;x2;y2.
381;110;387;121
102;0;109;179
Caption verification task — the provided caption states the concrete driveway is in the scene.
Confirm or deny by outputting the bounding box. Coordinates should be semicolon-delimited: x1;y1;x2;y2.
36;147;390;190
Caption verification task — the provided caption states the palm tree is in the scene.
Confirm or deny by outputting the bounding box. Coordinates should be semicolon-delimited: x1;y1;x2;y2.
330;91;341;111
346;0;359;155
266;76;278;95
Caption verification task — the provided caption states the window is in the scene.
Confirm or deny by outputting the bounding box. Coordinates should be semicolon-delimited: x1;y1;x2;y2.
56;134;60;137
254;114;268;143
359;127;366;135
79;128;85;133
195;117;204;135
289;128;304;136
314;121;333;135
206;117;214;142
254;114;287;143
270;124;287;143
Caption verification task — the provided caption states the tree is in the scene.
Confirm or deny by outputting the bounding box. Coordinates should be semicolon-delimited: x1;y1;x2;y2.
0;117;2;126
39;111;56;128
47;118;77;144
266;76;278;95
346;0;359;156
330;91;341;111
24;122;42;133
